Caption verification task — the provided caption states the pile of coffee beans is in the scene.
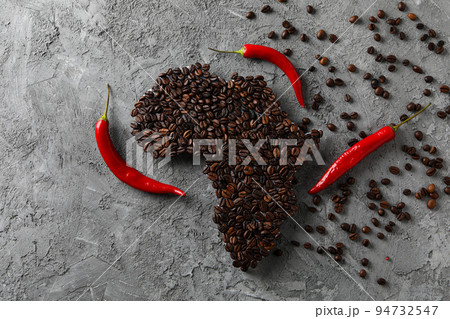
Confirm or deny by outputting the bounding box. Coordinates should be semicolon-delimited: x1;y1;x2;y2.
130;63;321;271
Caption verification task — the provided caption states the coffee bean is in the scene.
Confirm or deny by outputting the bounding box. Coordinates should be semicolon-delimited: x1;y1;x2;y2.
281;30;289;39
347;64;357;72
328;213;336;221
344;94;352;102
334;78;344;86
378;208;385;216
380;201;390;208
313;195;322;205
427;198;437;210
368;203;377;210
306;5;314;14
346;177;355;185
390;166;401;175
348;138;358;147
347;121;356;131
445;177;450;186
398;2;406;11
360;269;367;278
402;59;410;66
363;73;372;80
359;131;367;138
413;65;424;74
268;31;276;39
309;66;316;72
382;91;390;99
440;85;450;94
304;242;312;249
374;33;381;41
282;20;291;28
416;23;425;29
328;246;337;255
349;233;358;241
326;78;335;87
375;87;384;96
375;54;384;63
387;18;396;25
341;223;350;231
424;76;434;83
377;278;387;285
408;13;417;20
371;218;380;227
361;258;369;267
261;5;271;13
290;240;300;247
436;46;444;54
399;32;406;40
377;10;385;18
445;187;450;195
327;123;337;131
317;30;326;40
283;48;293;56
362;239;370;247
403;189;411;195
362;226;371;233
414;131;423;141
422;89;431;96
379;75;386;83
320;57;329;66
246;11;255;19
427;184;436;194
428;43;436;51
300;33;308;42
381;178;391;185
288;26;296;34
368;23;376;31
426;167;436;176
367;46;375;54
349;15;359;23
334;255;342;262
420;34;428;41
437;110;447;119
388;65;396;72
428;29;437;37
404;163;412;171
329;34;338;43
389;26;397;34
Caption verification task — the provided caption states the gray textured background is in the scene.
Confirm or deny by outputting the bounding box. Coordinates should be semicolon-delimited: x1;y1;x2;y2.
0;0;448;300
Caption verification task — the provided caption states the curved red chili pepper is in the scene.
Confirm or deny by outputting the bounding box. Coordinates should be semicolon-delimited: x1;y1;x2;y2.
209;44;305;107
309;103;432;194
95;85;186;197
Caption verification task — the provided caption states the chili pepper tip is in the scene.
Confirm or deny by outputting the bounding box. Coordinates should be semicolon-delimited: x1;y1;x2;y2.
173;188;186;197
99;84;110;122
208;47;245;57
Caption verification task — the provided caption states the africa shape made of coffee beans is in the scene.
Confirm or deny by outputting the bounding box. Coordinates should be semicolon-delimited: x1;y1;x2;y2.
130;62;321;272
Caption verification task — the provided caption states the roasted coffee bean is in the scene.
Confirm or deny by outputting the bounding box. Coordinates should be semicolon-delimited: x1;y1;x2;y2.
389;26;397;34
399;32;406;40
349;233;358;241
440;85;450;94
304;242;312;249
306;5;314;14
403;189;411;196
350;224;357;233
428;29;437;38
381;178;391;185
405;163;412;171
329;34;338;43
313;94;323;103
376;232;385;240
359;131;367;138
377;10;385;18
377;278;387;285
364;73;372;80
344;94;352;102
375;54;384;63
378;208;385;216
382;91;390;99
413;65;424;74
347;121;356;131
313;195;322;205
326;78;335;87
309;66;316;72
328;246;337;254
445;187;450;195
367;46;375;54
268;31;276;39
361;258;369;267
317;30;326;40
327;123;337;132
371;218;380;227
348;138;358;147
328;66;336;72
347;64;357;72
369;180;377;188
288;26;296;34
350;112;358;119
424;75;434;83
438;110;448;119
300;33;308;42
261;4;272;13
305;225;313;233
368;203;377;210
426;167;436;176
414;131;423;141
336;243;344;249
334;78;344;86
362;239;370;247
341;223;350;231
282;20;291;28
349;15;359;23
334;255;342;262
320;57;329;66
417;23;425;29
388;65;396;72
420;34;428;41
408;13;417;20
384;224;393;232
368;23;376;31
398;2;406;11
437;40;445;47
374;33;381;41
428;43;436;51
283;48;293;56
386;55;397;63
386;18;396;25
380;201;390;209
360;269;367;278
374;87;384;96
402;59;410;66
362;226;371;233
436;46;444;54
328;213;336;221
246;11;255;19
389;166;400;175
282;30;289;39
427;199;436;209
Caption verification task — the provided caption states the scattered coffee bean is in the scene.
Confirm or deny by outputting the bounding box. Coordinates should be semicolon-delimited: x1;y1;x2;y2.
291;240;300;247
320;57;329;66
377;10;385;18
268;31;276;39
371;218;380;227
445;187;450;195
413;65;424;74
414;131;423;141
436;46;444;54
283;49;292;56
334;255;342;262
426;167;436;176
327;123;337;131
334;78;344;86
437;111;447;119
349;233;358;241
424;76;434;83
360;269;367;278
402;59;410;66
428;43;436;51
374;87;384;96
282;20;291;28
281;30;289;39
389;166;400;175
377;278;387;285
423;89;431;96
400;114;408;121
350;112;358;119
348;138;358;147
403;189;411;195
362;226;371;234
328;66;336;72
405;163;412;171
305;225;313;233
364;73;372;80
306;5;314;14
309;66;316;72
304;242;312;249
368;203;377;210
383;91;390;99
347;64;357;72
344;94;352;102
417;23;424;29
389;26;397;34
385;224;393;232
329;34;338;43
328;213;336;221
326;78;335;87
369;23;376;31
378;208;385;216
374;33;381;41
317;30;326;40
377;232;385;239
440;85;450;94
359;131;367;138
300;33;308;42
362;239;370;247
408;13;417;20
316;225;326;234
349;15;359;23
388;65;396;72
427;198;436;209
313;195;322;205
341;223;350;231
428;29;437;38
261;5;271;13
420;34;428;41
375;54;384;62
246;11;255;19
381;178;391;185
398;2;406;11
347;121;356;131
399;32;406;40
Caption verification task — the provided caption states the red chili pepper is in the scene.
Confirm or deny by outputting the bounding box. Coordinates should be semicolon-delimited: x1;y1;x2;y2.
95;85;186;197
209;44;305;107
309;103;432;194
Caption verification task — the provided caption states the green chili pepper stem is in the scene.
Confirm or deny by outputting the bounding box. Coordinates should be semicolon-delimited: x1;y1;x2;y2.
208;47;245;57
392;102;431;132
100;84;110;122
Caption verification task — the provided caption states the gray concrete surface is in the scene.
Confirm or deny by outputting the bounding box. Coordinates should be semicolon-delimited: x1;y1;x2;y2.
0;0;449;300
